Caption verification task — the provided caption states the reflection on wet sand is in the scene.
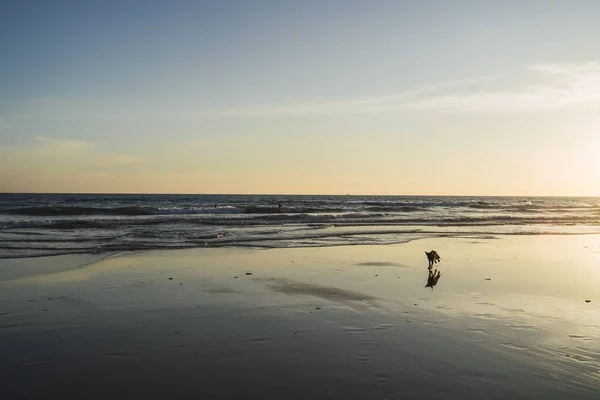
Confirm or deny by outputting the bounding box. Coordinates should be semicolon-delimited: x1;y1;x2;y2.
425;269;441;290
255;277;380;309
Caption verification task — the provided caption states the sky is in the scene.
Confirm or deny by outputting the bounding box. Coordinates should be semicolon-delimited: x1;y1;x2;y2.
1;0;600;196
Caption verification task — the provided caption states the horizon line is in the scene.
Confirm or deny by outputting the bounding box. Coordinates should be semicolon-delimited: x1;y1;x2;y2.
0;192;598;198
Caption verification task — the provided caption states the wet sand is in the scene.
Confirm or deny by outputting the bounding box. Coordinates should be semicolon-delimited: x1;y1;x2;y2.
1;235;600;399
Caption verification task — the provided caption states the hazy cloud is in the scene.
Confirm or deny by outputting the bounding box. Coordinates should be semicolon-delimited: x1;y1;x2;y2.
406;61;600;112
33;136;95;155
5;61;599;121
220;77;495;117
219;61;600;115
0;137;142;168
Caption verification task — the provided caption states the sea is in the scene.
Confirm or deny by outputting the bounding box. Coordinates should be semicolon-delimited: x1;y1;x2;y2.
1;193;599;259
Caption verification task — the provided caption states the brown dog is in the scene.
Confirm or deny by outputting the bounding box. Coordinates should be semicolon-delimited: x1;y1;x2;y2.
425;250;441;269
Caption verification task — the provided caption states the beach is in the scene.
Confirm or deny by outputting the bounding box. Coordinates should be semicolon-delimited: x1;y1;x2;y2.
1;235;599;399
4;1;600;398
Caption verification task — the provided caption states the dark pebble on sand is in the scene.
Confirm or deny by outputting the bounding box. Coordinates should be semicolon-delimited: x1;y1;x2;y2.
485;278;491;281
168;278;173;280
234;276;238;278
246;272;253;276
180;283;183;286
315;307;321;310
585;300;591;303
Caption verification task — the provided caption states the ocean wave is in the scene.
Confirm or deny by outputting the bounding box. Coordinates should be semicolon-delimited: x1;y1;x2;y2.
5;202;599;218
6;205;358;217
503;206;541;213
2;212;600;233
364;206;424;212
6;205;243;217
467;203;600;212
242;206;347;214
2;194;600;259
7;206;155;216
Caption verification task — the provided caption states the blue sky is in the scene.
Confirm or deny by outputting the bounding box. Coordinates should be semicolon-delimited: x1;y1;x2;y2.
2;1;600;194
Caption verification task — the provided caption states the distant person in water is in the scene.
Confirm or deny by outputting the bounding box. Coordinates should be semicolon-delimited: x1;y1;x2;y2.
425;269;441;290
278;203;282;208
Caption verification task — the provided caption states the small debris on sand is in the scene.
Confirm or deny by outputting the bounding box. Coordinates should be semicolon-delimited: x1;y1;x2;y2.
246;272;253;276
485;278;491;281
585;300;591;303
168;278;173;280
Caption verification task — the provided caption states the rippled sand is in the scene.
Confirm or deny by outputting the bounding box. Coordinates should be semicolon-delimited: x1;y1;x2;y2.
1;235;599;399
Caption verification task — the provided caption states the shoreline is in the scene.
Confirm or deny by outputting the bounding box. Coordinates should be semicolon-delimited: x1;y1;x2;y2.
4;229;600;262
2;232;600;279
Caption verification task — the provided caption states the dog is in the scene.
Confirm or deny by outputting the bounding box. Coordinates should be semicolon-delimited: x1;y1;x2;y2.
425;250;441;269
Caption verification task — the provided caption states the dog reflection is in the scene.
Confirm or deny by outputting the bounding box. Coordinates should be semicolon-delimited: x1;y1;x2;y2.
425;269;441;290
